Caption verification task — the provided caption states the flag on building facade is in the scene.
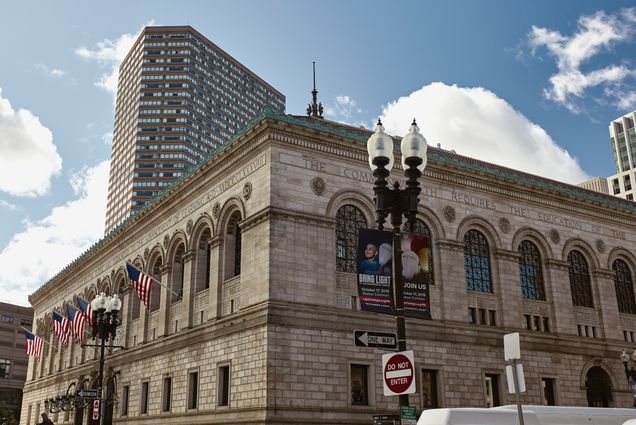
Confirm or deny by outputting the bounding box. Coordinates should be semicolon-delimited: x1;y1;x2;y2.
77;296;93;326
126;262;153;310
52;311;70;345
24;330;43;359
67;303;86;342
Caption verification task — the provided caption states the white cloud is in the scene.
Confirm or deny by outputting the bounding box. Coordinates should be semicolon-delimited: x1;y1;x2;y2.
0;200;18;211
102;132;113;145
527;8;636;113
35;64;66;78
0;88;63;197
0;161;109;306
75;22;152;97
325;94;367;127
379;82;590;184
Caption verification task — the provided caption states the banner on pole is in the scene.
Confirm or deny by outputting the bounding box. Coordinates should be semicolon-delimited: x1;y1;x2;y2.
356;229;431;319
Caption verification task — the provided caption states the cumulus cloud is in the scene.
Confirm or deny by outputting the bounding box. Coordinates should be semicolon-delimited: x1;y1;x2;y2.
0;161;109;306
75;22;151;97
379;82;589;184
36;64;67;78
527;8;636;113
0;88;63;197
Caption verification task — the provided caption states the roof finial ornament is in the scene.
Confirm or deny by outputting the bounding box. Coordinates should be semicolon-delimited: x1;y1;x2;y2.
306;61;324;119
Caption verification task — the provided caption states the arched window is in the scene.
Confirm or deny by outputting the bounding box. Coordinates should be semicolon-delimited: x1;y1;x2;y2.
149;257;163;312
613;259;636;314
567;250;593;308
335;205;367;272
411;219;434;285
518;240;545;300
172;243;185;303
194;228;212;292
464;229;492;293
224;211;242;280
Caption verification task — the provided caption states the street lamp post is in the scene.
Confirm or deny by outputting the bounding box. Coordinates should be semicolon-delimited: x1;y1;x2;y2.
367;119;427;409
82;293;122;425
621;349;636;407
44;381;91;414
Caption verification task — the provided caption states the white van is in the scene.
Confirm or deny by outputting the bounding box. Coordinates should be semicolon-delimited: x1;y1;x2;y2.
417;405;636;425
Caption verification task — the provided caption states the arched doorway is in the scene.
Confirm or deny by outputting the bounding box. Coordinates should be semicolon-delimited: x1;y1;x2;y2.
586;366;613;407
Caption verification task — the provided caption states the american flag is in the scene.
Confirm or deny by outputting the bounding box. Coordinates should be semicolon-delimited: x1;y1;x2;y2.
52;311;70;345
77;296;93;326
24;330;43;359
126;262;153;310
66;304;86;342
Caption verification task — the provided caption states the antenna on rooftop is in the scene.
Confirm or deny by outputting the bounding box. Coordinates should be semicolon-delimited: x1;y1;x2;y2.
306;61;324;119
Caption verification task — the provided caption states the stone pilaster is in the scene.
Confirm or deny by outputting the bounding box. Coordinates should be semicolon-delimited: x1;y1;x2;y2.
208;235;222;321
494;249;524;328
158;263;172;338
593;268;622;341
437;239;468;322
181;250;195;329
544;258;576;336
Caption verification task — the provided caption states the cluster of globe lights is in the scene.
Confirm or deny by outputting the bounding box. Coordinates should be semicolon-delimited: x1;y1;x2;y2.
44;381;90;413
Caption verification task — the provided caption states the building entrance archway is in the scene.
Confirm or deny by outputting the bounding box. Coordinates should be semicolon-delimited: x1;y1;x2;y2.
586;366;613;407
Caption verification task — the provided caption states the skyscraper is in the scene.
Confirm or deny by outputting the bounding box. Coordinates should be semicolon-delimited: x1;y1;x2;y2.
607;111;636;200
105;26;285;233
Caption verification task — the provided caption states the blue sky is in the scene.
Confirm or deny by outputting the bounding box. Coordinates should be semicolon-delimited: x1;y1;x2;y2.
1;0;636;305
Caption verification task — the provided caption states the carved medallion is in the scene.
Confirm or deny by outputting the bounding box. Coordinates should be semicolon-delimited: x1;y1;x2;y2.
143;248;149;260
442;205;456;223
549;229;560;244
186;219;193;235
595;239;606;254
311;177;326;195
212;202;221;219
163;234;169;249
243;182;252;200
498;218;511;234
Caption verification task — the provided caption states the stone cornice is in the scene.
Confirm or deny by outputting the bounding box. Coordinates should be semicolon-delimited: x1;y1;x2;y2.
240;206;336;232
436;239;465;252
592;268;616;279
494;249;521;261
545;258;569;270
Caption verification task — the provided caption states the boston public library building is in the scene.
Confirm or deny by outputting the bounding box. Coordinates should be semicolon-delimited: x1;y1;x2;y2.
21;108;636;424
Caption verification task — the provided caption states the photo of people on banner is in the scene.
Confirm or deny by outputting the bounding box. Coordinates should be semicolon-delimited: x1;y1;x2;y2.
357;228;431;319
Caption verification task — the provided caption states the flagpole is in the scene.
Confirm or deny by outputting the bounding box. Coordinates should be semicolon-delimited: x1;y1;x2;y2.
21;326;53;348
126;261;182;300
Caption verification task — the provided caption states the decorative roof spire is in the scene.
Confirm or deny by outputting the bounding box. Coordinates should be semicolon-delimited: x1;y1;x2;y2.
306;61;324;118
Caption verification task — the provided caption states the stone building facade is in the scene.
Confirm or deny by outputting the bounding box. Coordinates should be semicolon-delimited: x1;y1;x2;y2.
20;110;636;424
0;302;33;422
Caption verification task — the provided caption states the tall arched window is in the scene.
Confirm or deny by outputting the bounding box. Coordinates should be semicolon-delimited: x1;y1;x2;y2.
464;229;492;293
411;219;434;285
335;205;367;272
149;257;163;312
518;240;545;300
172;243;185;303
194;228;212;292
224;211;242;280
568;250;593;308
613;259;636;314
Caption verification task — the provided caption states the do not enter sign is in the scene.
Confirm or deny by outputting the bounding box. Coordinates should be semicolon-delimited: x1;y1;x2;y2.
382;350;416;396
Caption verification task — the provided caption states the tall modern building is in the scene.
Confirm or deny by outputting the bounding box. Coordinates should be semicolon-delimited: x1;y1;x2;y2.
105;26;286;233
607;111;636;200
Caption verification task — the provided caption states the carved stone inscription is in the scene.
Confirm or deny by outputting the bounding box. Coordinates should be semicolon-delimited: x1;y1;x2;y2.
279;151;629;241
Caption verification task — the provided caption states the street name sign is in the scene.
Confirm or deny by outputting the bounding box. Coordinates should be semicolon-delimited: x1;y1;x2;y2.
382;350;416;396
76;388;99;398
354;330;397;349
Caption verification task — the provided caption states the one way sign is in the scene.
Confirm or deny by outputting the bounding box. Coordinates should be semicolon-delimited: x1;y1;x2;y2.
354;330;397;350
